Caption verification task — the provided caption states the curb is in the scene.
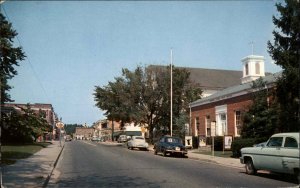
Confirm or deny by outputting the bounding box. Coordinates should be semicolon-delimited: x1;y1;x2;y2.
42;143;65;188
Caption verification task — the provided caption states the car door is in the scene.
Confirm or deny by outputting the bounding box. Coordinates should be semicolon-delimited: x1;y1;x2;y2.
255;136;283;171
158;137;165;152
281;136;300;174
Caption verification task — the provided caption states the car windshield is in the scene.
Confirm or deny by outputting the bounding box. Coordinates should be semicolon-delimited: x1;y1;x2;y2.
166;137;181;143
267;137;283;147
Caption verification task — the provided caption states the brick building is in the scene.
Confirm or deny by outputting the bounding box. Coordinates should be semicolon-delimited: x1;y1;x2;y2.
2;103;57;140
189;55;278;138
75;127;95;140
3;103;56;126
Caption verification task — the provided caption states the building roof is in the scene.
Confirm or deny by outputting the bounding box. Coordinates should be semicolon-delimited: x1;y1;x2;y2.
147;65;243;90
4;103;54;110
190;72;281;107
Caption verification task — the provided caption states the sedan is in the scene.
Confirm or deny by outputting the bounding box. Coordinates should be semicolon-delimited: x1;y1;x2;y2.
154;135;187;157
127;136;149;150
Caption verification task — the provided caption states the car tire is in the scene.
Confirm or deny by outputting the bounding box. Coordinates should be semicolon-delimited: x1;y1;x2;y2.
154;148;158;155
163;150;167;157
294;169;300;184
245;159;256;175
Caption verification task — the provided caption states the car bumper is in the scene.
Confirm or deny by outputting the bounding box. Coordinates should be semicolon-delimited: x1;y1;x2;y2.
132;144;148;148
165;149;187;155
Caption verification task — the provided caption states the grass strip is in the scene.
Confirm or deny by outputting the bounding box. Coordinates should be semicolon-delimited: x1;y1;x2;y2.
1;142;51;165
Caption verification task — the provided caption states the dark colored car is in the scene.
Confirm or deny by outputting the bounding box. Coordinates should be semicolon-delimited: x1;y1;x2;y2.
154;136;187;157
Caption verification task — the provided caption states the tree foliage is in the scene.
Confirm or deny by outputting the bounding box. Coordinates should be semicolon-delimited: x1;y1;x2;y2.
2;104;51;144
64;124;83;135
94;65;202;141
267;0;300;132
0;13;26;104
241;78;278;140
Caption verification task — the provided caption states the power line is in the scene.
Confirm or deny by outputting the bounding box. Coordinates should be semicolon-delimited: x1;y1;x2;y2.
1;5;50;103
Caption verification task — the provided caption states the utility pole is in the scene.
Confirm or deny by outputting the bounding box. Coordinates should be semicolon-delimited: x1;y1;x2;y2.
170;49;173;137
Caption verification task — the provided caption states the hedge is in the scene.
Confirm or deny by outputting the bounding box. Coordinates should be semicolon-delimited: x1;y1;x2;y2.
231;137;267;158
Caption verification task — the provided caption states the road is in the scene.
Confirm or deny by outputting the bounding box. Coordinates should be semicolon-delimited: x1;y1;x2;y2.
47;140;298;188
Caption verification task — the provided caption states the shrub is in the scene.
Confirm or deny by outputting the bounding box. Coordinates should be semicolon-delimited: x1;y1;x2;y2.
206;136;224;151
192;136;199;149
213;136;224;151
231;138;258;158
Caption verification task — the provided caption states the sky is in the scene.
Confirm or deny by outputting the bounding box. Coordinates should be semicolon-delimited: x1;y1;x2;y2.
2;1;283;126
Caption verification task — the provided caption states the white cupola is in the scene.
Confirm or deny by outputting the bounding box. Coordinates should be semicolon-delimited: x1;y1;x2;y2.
241;55;265;84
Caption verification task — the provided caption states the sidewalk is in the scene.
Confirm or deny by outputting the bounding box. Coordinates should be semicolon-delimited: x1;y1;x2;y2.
2;140;64;188
187;149;244;169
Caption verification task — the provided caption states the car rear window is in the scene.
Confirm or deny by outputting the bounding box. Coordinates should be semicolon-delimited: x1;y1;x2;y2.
284;137;298;148
166;138;181;143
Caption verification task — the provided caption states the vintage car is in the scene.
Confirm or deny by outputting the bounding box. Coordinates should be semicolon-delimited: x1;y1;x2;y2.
117;135;127;143
154;135;187;157
240;132;300;181
127;136;149;150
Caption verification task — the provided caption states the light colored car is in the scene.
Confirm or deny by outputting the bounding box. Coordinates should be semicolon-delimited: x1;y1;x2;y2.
240;132;300;181
127;136;149;150
253;142;267;147
118;135;127;143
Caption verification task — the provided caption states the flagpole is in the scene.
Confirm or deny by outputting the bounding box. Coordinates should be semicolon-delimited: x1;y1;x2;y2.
170;49;173;137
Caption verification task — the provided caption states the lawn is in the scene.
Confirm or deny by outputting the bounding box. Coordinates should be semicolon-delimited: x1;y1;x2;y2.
192;150;234;158
1;142;51;165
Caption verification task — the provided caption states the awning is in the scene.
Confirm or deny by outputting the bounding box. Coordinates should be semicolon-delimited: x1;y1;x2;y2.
125;131;142;136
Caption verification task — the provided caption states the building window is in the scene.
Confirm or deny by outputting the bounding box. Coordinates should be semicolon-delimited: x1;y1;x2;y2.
102;123;108;129
206;115;211;137
235;111;242;136
220;114;226;121
245;63;249;75
255;62;260;75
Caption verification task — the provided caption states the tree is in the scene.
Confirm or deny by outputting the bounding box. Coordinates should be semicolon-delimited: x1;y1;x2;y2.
2;104;51;143
267;0;300;132
241;78;278;140
0;12;26;104
94;65;202;142
64;124;83;135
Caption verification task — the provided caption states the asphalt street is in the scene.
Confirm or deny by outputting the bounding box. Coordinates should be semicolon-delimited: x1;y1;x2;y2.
47;140;298;188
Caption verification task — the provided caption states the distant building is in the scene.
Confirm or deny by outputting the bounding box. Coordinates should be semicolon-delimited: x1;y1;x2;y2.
2;103;57;140
75;127;95;140
3;103;56;126
93;119;122;141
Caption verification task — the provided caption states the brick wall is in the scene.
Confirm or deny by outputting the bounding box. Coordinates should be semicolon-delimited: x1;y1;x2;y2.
191;93;253;137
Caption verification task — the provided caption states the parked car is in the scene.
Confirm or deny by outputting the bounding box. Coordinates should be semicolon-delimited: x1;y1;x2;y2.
253;141;267;147
127;136;149;150
240;132;300;182
65;135;72;142
154;135;187;157
118;135;127;143
91;136;100;142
